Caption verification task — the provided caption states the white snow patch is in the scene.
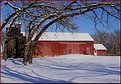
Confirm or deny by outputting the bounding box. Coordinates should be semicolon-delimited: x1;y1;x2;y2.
21;32;94;41
94;44;107;50
1;54;120;83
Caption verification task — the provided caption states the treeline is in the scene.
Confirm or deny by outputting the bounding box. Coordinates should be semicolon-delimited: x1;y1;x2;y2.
92;29;120;56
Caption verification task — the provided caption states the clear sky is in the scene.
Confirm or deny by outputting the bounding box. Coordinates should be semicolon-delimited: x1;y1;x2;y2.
1;1;120;35
46;15;120;34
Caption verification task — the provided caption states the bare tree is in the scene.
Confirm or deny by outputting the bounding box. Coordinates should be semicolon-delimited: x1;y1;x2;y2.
92;30;108;44
92;29;120;56
108;29;120;55
1;0;121;64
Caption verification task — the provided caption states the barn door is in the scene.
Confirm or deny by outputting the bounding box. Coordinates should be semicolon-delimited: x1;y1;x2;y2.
72;45;79;54
66;44;72;54
86;47;91;55
67;44;79;54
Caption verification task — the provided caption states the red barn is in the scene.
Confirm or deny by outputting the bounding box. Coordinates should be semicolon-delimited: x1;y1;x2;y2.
34;32;94;57
94;44;107;56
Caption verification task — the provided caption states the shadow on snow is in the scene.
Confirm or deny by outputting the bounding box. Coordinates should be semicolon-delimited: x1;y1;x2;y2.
2;58;120;83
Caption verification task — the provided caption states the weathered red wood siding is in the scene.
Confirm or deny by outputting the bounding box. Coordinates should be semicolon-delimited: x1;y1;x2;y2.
34;41;94;56
97;50;107;56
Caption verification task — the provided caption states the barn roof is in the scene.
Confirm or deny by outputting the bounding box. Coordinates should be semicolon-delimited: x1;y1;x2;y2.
94;44;107;50
22;32;94;41
38;32;94;41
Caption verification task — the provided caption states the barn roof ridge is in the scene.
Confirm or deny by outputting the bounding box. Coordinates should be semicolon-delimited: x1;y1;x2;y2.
38;32;94;41
22;32;94;41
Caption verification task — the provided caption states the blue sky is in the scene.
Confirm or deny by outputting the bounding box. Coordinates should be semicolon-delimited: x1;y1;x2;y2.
1;1;120;35
46;14;120;34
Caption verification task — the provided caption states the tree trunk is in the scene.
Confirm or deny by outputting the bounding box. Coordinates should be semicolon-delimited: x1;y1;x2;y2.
23;41;35;65
3;41;8;61
3;44;7;61
27;41;35;64
23;41;31;65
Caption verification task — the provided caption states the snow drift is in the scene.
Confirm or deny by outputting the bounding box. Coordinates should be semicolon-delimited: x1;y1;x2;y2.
1;54;120;83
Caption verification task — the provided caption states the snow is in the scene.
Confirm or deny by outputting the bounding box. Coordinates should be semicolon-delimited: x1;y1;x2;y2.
38;32;94;41
7;22;21;28
94;44;107;50
1;54;120;83
21;32;94;41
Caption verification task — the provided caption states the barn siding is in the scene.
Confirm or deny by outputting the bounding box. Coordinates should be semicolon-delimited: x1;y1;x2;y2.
97;50;107;56
34;41;94;57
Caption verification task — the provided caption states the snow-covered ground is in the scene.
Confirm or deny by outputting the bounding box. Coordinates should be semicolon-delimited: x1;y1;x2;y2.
1;54;120;83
